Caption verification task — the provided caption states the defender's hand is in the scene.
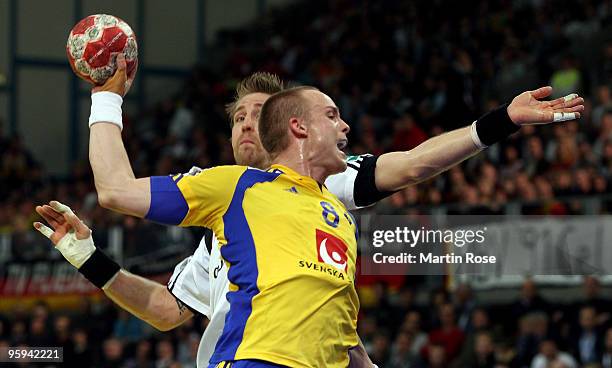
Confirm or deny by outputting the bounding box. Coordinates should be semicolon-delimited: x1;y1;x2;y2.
34;201;95;268
92;53;137;97
507;86;584;126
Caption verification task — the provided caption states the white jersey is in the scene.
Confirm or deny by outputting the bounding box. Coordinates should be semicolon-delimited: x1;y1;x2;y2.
167;154;387;367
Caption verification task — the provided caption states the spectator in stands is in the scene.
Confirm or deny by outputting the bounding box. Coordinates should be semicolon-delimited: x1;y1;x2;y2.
524;136;549;177
452;331;496;368
125;340;154;368
602;327;612;368
178;334;199;368
370;281;395;328
53;315;72;345
388;331;419;368
453;283;476;332
594;110;612;157
517;312;550;367
494;340;520;368
571;306;603;366
155;338;177;368
31;301;50;322
72;328;93;367
530;338;577;368
500;145;523;179
512;278;550;323
390;114;428;152
28;317;50;346
549;54;584;99
0;339;9;362
401;311;428;357
418;343;447;368
101;337;125;368
427;288;450;328
10;320;27;346
0;135;37;194
425;303;465;362
579;276;611;323
592;85;612;129
456;308;493;364
391;287;419;324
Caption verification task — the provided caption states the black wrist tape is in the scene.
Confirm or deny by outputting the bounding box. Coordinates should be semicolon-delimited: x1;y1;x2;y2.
78;248;121;288
475;103;520;146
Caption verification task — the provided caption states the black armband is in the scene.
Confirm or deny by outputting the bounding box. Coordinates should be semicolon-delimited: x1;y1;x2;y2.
475;103;520;146
353;155;396;207
78;248;121;289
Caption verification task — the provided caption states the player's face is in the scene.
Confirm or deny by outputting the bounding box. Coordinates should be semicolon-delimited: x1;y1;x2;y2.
301;90;350;175
231;93;271;168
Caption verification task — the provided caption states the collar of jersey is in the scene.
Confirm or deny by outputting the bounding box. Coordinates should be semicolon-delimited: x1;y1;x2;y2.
268;164;326;193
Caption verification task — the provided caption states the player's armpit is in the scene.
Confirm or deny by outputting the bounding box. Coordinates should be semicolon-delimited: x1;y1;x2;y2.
348;337;375;368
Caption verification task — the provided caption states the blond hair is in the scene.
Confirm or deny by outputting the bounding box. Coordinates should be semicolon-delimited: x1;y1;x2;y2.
225;72;285;124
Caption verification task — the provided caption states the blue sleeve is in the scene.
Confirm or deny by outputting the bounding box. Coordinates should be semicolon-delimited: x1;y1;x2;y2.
145;176;189;225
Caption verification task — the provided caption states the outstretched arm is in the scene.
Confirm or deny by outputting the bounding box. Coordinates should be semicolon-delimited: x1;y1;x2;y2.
375;125;478;191
374;87;584;192
88;54;150;217
33;201;192;331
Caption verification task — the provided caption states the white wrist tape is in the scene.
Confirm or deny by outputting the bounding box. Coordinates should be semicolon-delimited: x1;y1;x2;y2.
470;120;487;149
55;232;96;269
89;91;123;130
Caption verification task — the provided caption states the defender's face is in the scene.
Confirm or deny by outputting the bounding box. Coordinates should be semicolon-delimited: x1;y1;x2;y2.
301;90;350;175
231;92;271;168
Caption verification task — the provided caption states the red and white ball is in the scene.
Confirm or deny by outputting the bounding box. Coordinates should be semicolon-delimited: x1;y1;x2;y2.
66;14;138;85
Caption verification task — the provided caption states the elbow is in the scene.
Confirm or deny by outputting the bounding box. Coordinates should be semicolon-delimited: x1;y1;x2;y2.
147;293;182;332
144;311;178;332
151;320;176;332
97;190;120;211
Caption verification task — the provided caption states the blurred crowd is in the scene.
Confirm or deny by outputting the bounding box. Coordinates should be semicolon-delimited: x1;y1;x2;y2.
1;0;612;233
355;276;612;368
0;298;205;368
0;276;611;367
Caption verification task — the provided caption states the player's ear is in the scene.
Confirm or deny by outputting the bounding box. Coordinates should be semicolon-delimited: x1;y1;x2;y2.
289;117;308;138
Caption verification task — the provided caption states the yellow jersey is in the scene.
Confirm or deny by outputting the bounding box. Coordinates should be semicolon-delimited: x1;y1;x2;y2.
147;164;359;367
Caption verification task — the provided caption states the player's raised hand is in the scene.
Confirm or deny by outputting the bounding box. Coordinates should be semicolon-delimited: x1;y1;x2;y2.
34;201;91;243
34;201;95;268
507;86;585;126
92;53;137;97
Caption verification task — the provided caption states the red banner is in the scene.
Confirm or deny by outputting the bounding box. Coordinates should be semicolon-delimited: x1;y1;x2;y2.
0;261;98;297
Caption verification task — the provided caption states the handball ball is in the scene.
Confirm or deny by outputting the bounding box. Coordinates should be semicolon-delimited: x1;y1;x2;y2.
66;14;138;85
